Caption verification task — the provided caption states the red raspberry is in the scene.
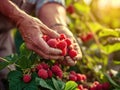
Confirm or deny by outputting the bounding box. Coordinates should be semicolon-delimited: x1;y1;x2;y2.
80;35;88;42
47;69;53;78
96;84;102;90
68;49;77;58
61;47;67;56
47;39;58;48
23;74;31;83
78;85;84;90
86;32;93;41
51;65;63;78
70;71;77;75
38;69;48;79
41;62;49;70
65;38;72;47
76;74;83;81
90;86;96;90
57;40;67;50
66;4;75;14
36;64;43;71
102;82;110;90
81;74;87;81
93;81;100;86
69;74;77;81
59;34;66;40
42;35;50;42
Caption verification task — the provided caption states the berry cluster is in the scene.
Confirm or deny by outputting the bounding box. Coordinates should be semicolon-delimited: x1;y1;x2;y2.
22;62;63;83
43;34;77;59
69;71;86;82
37;62;63;79
90;81;110;90
80;32;93;43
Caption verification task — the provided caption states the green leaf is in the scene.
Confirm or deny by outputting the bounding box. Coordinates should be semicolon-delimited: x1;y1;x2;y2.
0;61;9;70
64;81;78;90
8;71;23;90
105;74;120;88
74;3;90;14
20;43;32;58
8;70;38;90
52;78;65;90
101;43;120;54
98;28;119;38
36;77;55;90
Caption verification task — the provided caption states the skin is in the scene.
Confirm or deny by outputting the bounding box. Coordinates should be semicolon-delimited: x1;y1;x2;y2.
38;3;82;66
0;0;64;60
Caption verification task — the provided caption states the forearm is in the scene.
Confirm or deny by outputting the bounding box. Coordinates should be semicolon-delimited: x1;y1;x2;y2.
38;3;67;28
0;0;29;24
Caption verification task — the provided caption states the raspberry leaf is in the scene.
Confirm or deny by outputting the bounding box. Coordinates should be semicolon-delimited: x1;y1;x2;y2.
64;81;78;90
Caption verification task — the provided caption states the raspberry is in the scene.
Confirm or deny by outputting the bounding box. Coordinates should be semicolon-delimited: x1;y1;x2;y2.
51;65;63;78
57;40;67;50
42;35;50;41
93;81;100;86
65;38;72;47
47;39;58;48
76;74;83;81
59;34;66;40
68;49;77;58
61;47;67;56
41;62;49;70
102;82;110;90
23;74;31;83
36;64;43;71
81;74;87;81
47;69;53;78
86;32;93;41
78;85;84;90
66;4;75;14
38;69;48;79
69;74;77;81
70;71;77;75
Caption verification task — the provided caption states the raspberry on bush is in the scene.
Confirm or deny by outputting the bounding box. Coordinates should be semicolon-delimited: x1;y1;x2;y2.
23;74;31;83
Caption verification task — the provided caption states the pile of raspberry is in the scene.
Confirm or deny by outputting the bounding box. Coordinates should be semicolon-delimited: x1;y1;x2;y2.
43;34;77;58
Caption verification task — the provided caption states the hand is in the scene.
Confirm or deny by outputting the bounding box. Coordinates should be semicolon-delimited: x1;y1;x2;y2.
51;25;82;66
17;15;64;60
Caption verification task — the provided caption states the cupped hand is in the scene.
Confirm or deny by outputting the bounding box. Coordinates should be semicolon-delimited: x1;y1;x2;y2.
17;15;64;60
51;25;82;66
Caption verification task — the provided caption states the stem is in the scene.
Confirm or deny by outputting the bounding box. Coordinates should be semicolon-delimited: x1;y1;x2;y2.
0;57;9;63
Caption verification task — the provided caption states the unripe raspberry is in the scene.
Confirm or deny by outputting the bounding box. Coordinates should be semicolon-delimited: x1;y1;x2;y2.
59;34;66;40
42;35;50;42
57;40;67;50
36;64;43;71
69;74;77;81
66;4;75;14
38;69;48;79
47;39;58;48
23;74;31;83
68;49;77;58
65;38;72;47
51;65;63;78
47;69;53;78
